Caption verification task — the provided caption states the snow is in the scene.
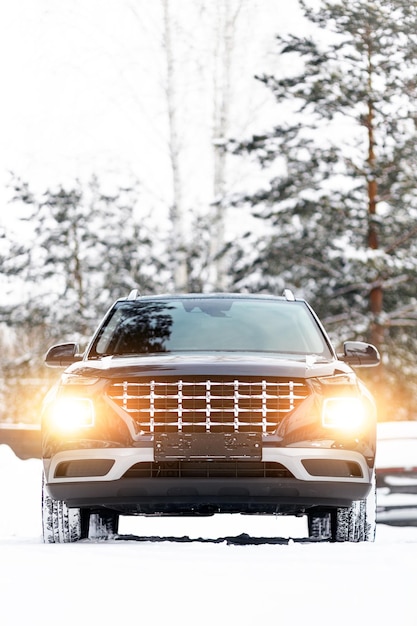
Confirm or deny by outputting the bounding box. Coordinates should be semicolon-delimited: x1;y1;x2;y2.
376;421;417;526
376;421;417;469
1;444;417;625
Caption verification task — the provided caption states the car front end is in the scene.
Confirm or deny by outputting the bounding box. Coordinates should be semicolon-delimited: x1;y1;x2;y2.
41;292;379;541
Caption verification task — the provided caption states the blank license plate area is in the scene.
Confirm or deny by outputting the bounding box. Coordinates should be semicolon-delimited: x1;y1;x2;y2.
154;433;262;461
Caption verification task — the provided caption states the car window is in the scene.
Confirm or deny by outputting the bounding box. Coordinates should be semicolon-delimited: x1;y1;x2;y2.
91;298;332;358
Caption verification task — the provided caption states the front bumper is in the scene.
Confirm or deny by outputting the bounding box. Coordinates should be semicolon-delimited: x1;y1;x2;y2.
44;446;373;515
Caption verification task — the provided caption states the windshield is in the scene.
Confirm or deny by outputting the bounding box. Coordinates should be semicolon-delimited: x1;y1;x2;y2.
90;297;333;358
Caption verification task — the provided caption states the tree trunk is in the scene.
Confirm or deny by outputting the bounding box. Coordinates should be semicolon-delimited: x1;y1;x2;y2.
162;0;188;291
366;35;384;349
211;0;242;290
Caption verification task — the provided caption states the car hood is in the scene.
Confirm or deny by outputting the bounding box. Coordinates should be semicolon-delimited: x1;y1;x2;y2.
67;353;351;379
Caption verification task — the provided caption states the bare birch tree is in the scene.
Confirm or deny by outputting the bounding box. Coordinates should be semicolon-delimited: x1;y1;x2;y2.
161;0;188;291
210;0;243;289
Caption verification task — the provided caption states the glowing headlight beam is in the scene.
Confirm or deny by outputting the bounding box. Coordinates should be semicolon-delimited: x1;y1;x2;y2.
49;397;95;431
322;397;366;431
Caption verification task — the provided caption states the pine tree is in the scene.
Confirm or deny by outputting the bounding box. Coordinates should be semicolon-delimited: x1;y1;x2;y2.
0;176;172;423
228;0;417;419
3;176;168;341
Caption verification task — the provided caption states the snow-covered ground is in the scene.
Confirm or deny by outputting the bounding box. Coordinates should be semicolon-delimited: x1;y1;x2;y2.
1;444;416;625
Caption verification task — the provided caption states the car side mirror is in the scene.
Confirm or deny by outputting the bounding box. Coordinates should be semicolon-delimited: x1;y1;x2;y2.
45;342;83;368
339;341;380;367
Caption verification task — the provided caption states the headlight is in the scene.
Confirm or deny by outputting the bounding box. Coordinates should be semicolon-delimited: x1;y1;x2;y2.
49;397;95;431
322;397;366;431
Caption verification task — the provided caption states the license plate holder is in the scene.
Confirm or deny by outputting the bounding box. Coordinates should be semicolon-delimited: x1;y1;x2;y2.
154;433;262;461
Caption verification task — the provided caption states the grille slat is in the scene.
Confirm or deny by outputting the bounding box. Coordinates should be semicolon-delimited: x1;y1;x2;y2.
107;377;309;434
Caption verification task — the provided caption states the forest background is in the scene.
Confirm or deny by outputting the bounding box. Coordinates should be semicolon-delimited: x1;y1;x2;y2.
1;0;417;425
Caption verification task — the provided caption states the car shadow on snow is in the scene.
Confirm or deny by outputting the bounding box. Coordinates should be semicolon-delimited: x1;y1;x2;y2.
115;533;323;545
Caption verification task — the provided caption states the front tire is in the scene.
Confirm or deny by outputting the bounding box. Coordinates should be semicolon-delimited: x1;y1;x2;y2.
89;510;119;540
42;472;119;543
307;470;376;542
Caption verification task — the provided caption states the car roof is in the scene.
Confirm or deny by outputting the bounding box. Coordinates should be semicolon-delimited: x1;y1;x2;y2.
120;292;303;303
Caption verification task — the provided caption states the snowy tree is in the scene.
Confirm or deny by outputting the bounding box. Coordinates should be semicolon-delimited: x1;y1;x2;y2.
127;0;271;291
0;175;171;422
3;176;168;340
228;0;417;419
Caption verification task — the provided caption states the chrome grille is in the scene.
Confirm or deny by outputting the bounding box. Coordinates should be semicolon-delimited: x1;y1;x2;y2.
107;377;309;434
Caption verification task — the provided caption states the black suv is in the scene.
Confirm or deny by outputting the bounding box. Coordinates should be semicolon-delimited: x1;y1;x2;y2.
41;291;380;543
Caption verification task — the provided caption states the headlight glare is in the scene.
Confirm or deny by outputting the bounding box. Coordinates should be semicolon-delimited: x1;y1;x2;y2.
49;397;95;431
322;397;366;431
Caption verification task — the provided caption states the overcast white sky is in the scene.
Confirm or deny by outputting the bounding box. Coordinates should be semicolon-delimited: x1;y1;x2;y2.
0;1;309;230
